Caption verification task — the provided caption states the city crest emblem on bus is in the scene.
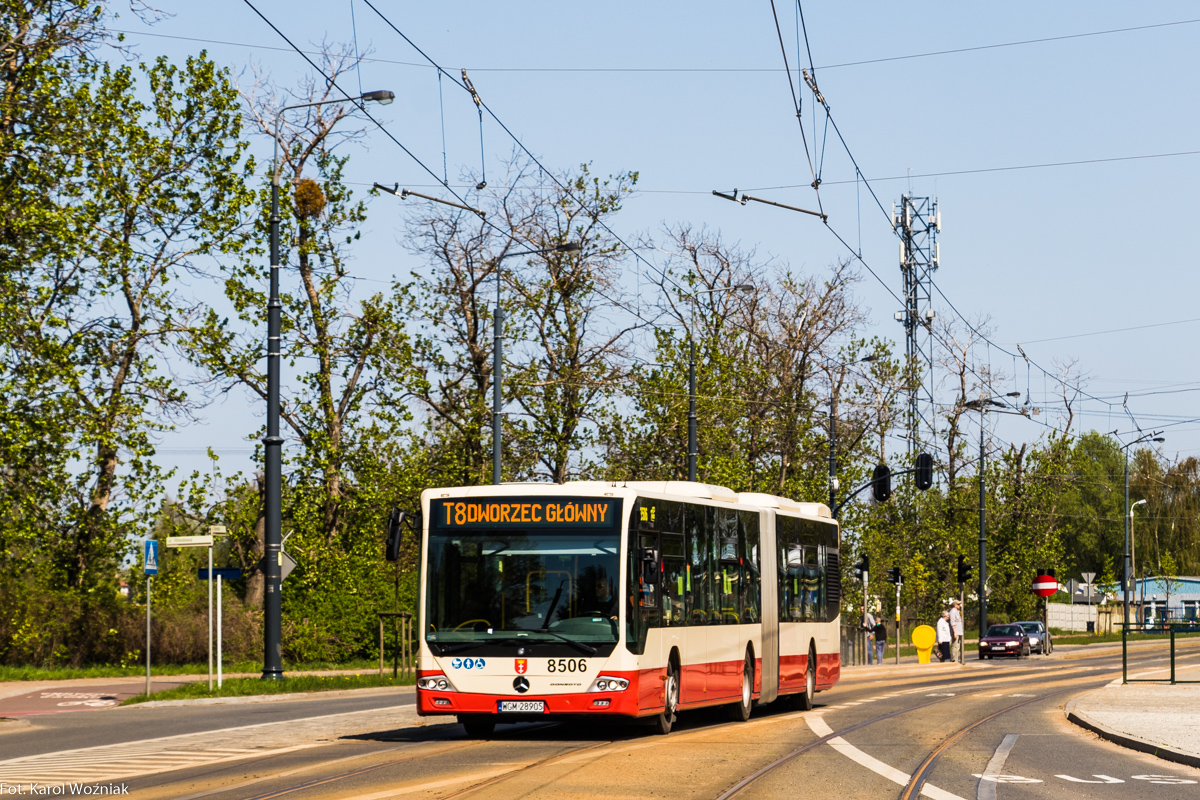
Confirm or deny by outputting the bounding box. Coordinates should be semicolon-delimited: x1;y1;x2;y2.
514;658;528;675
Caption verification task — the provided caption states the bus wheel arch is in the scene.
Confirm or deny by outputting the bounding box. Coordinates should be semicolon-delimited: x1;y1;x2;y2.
799;640;816;711
727;643;754;721
652;649;681;735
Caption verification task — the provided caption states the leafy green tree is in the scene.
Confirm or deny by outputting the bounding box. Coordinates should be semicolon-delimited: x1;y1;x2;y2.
1;34;254;663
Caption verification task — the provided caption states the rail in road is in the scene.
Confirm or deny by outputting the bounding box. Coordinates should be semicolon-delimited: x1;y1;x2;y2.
0;642;1197;799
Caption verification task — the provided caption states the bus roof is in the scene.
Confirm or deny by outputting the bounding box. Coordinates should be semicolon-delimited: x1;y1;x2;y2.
421;481;832;520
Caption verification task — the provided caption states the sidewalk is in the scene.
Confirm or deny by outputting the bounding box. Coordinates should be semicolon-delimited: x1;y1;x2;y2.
1067;681;1200;770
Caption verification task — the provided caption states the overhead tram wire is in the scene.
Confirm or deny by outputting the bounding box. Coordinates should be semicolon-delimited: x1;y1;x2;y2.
113;16;1200;76
357;0;690;302
767;0;820;207
778;6;1169;434
241;0;665;330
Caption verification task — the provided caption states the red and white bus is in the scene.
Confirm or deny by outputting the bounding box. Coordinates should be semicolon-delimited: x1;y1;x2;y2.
415;480;842;735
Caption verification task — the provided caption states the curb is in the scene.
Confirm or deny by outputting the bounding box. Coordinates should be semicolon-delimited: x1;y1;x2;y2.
131;684;416;709
1066;708;1200;771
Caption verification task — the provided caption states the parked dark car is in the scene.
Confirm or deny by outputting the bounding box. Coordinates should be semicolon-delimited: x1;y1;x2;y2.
1015;620;1052;654
978;624;1031;659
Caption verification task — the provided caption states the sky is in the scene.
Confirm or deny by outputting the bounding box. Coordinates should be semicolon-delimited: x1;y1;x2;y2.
109;1;1200;489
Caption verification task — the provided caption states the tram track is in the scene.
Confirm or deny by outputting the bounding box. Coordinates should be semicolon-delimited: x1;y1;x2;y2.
715;664;1134;800
142;644;1188;800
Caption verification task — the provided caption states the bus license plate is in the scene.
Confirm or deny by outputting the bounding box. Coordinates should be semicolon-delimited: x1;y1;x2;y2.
498;700;545;713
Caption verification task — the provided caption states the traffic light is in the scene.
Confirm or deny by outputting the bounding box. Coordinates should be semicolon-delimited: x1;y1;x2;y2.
886;566;902;585
854;555;870;580
957;554;972;584
385;508;406;562
872;464;892;503
915;452;934;491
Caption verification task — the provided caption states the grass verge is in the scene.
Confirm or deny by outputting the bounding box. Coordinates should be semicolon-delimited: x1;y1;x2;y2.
0;658;381;682
121;672;413;705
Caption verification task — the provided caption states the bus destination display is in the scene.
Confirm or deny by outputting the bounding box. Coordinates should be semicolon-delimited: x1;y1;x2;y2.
432;497;618;529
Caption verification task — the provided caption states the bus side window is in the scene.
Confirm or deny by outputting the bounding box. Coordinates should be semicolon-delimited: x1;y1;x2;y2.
661;534;686;626
739;510;761;624
685;504;710;625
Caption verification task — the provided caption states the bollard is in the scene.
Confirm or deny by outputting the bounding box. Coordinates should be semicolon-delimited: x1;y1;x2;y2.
912;625;936;664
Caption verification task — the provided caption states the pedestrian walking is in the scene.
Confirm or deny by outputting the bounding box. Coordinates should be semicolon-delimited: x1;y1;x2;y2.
949;600;964;662
936;610;952;663
863;608;877;664
872;617;888;664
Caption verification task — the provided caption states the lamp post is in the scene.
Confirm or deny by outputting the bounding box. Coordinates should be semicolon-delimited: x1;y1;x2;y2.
685;284;754;481
490;241;581;485
1131;498;1147;622
960;390;1022;640
1118;431;1162;682
262;89;394;680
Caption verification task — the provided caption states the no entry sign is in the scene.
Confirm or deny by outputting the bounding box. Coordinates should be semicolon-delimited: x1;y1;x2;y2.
1032;575;1058;597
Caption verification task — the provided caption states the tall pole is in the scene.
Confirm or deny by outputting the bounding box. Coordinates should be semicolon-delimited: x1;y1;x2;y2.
145;577;152;696
978;409;988;638
1123;448;1130;679
263;124;284;680
207;544;213;691
688;336;697;481
828;407;837;516
260;91;393;681
492;270;503;485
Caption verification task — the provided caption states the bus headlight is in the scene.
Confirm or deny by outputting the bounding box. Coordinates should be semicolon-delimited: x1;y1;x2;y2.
588;675;630;692
417;675;458;692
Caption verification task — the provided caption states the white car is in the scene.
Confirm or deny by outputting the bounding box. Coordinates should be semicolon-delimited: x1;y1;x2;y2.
1015;621;1052;654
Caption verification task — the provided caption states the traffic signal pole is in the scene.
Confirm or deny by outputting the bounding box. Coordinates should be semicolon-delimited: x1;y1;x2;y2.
895;582;902;665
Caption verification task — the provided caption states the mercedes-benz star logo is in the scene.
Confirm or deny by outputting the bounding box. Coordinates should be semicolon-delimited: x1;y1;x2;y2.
512;676;530;693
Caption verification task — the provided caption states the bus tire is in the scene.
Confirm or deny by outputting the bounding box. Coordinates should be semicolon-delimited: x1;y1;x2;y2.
459;715;495;738
798;644;816;711
727;648;754;722
652;659;680;735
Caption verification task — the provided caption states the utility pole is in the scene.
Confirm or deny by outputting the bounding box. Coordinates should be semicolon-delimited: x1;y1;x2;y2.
894;194;940;460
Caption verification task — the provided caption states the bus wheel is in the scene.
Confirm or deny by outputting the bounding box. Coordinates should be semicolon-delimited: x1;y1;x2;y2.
652;661;679;735
727;650;753;721
798;645;816;711
459;715;495;738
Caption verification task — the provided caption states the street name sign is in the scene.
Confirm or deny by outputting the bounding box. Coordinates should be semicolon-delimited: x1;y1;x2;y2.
167;535;213;547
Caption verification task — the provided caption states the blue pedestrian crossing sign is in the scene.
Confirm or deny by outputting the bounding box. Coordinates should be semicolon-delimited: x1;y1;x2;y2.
144;540;159;576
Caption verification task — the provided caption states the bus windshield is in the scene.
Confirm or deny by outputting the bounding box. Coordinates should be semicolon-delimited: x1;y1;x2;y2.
425;498;623;656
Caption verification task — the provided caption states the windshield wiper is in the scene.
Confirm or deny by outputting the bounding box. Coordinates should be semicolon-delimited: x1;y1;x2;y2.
434;637;524;655
536;629;597;656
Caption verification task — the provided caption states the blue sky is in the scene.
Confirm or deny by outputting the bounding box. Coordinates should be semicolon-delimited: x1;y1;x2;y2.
111;2;1200;487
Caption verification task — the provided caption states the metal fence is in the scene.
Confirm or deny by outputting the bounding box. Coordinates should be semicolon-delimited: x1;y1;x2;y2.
378;611;414;679
841;624;869;666
1122;623;1200;684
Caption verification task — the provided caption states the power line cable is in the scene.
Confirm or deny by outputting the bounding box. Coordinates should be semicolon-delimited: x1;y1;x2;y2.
356;0;687;303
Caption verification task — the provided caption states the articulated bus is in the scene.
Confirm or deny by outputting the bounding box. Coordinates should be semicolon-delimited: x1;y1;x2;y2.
415;481;842;735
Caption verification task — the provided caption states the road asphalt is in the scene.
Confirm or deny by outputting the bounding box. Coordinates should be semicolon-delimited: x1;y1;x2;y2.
2;639;1197;774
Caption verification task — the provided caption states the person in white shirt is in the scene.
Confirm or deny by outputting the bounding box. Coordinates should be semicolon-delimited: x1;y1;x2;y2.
936;610;952;662
863;608;878;664
949;600;964;661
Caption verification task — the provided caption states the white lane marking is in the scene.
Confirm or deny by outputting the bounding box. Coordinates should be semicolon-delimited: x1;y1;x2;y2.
1056;775;1125;783
807;715;966;800
971;774;1042;784
977;734;1019;800
0;702;417;787
1132;775;1199;785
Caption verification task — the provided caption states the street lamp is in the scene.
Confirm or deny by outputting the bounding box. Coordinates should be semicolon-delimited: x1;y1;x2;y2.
1119;431;1162;664
960;390;1022;639
262;89;393;681
491;241;581;485
685;283;754;482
